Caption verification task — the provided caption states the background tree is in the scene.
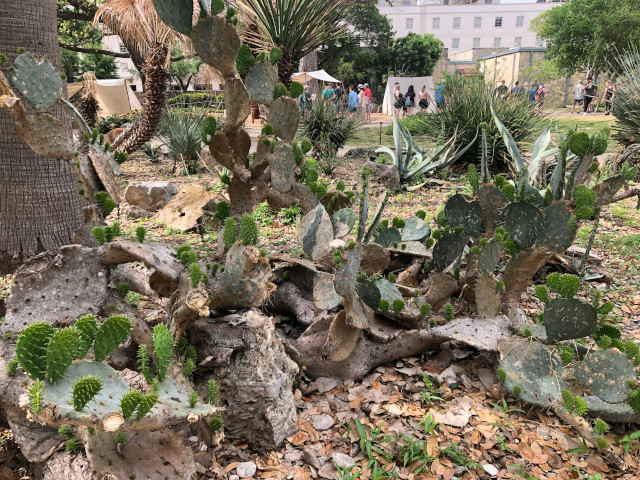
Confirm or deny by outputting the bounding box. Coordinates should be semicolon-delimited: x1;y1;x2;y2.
0;0;84;272
169;48;202;93
532;0;640;76
392;33;443;78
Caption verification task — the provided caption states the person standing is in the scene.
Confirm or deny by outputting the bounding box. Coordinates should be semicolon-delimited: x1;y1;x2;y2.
333;82;344;113
322;83;336;101
601;80;615;115
418;85;430;112
435;82;446;108
510;81;522;97
535;84;548;113
364;83;372;123
495;80;508;98
572;80;584;113
347;85;359;117
405;85;416;115
528;83;538;105
357;84;366;119
583;77;597;115
298;84;311;113
393;83;404;118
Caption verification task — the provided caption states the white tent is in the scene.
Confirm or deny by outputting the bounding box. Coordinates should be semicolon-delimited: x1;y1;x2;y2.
67;79;142;119
382;76;436;115
291;69;341;86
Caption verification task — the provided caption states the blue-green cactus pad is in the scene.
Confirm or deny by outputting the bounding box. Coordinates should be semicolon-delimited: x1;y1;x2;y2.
571;350;635;404
432;232;465;271
444;194;483;237
153;0;193;35
544;298;597;343
331;208;356;239
10;53;62;111
401;216;431;242
191;16;240;76
245;61;278;106
374;227;401;248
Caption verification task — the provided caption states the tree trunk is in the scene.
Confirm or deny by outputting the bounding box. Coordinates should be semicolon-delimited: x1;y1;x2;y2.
277;50;298;88
0;0;84;274
299;51;319;95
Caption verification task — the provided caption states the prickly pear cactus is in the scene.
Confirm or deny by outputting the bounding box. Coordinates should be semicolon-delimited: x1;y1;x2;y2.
15;322;54;380
537;201;574;252
245;61;279;105
153;0;193;35
444;194;483;237
268;143;296;193
46;327;81;384
501;202;542;249
93;315;131;362
267;97;300;143
15;113;74;158
298;205;333;261
401;216;431;242
432;233;465;271
331;208;356;239
191;16;240;77
544;298;597;343
571;350;636;404
9;53;63;111
374;227;401;248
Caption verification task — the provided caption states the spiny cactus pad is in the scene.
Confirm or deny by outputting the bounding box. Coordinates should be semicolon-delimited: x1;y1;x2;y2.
153;0;193;35
401;216;431;242
374;227;402;248
120;390;142;419
571;350;636;404
267;96;300;143
477;241;503;275
313;271;342;310
331;208;356;239
93;315;131;362
72;375;103;411
153;324;174;382
298;205;333;261
268;144;296;193
15;113;74;159
432;233;465;271
544;298;597;343
74;314;97;359
16;322;54;380
191;16;240;77
443;194;483;237
245;61;278;105
537;201;574;252
46;327;81;384
374;279;404;308
356;279;381;311
501;202;542;249
10;53;63;111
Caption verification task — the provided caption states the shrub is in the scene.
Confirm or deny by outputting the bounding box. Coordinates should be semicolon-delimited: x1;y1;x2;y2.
399;74;547;171
97;110;140;134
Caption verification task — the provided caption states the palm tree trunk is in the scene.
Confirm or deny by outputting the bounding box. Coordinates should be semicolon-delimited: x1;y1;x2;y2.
277;50;298;87
0;0;84;273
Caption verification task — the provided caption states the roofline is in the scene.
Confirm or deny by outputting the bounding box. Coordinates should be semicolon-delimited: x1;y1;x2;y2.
479;47;547;59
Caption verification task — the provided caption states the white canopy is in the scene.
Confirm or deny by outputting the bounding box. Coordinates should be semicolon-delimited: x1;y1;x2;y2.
291;69;341;85
67;79;142;118
382;76;436;115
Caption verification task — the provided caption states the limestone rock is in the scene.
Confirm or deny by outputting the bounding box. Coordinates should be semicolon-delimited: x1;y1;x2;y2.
369;162;400;189
127;204;151;219
155;184;225;232
236;461;257;478
124;181;177;212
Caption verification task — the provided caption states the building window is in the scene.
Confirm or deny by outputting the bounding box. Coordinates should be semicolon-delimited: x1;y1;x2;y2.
495;17;502;27
516;16;524;27
453;17;461;29
406;18;413;29
119;44;127;53
402;0;411;4
452;38;460;49
514;37;522;46
443;0;449;4
432;17;440;29
493;37;501;48
485;0;492;4
473;38;481;48
474;17;482;28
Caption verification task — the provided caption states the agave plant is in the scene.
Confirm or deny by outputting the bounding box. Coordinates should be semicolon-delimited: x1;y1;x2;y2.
612;49;640;145
375;115;477;190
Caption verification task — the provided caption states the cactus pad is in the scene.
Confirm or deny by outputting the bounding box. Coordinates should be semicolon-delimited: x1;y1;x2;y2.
93;315;131;362
477;184;506;232
46;327;81;384
313;271;342;310
72;375;103;411
245;61;279;105
74;314;97;359
153;0;193;35
356;279;381;310
401;216;431;242
571;350;636;403
10;53;63;111
298;205;333;261
498;338;567;407
432;233;465;271
16;322;54;380
223;77;251;130
120;390;142;419
331;208;356;239
374;279;404;307
268;143;296;193
15;113;74;159
444;194;483;237
153;324;174;382
374;227;401;248
267;97;300;143
501;202;542;249
191;16;240;77
477;241;503;275
537;201;574;252
543;298;597;343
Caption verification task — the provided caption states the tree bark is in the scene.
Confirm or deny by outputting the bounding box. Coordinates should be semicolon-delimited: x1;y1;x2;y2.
0;0;84;273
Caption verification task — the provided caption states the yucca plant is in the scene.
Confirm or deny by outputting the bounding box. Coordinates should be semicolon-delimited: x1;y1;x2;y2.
376;114;477;190
400;74;547;171
613;49;640;145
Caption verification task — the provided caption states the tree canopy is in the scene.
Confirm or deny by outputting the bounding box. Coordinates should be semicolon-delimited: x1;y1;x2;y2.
392;33;443;78
532;0;640;76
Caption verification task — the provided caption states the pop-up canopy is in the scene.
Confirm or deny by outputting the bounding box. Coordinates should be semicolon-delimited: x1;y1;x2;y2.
291;69;341;85
67;79;142;118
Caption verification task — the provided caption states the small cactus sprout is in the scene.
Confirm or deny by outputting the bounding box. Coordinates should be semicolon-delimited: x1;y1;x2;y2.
261;124;274;135
416;210;426;220
275;82;287;98
116;282;130;298
184;358;196;377
235;44;255;75
135;226;146;243
424;237;434;248
444;303;453;322
136;392;158;419
46;327;81;383
420;303;432;317
137;344;154;384
94;191;116;216
16;322;54;380
116;432;127;444
336;180;345;191
58;424;73;439
120;390;142;419
92;226;107;245
209;412;223;431
378;300;390;312
207;379;219;404
269;47;283;65
470;245;480;255
497;368;507;383
28;379;44;414
152;324;174;382
7;358;19;376
188;391;199;408
559;346;575;366
436;209;447;227
104;226;115;243
65;438;79;453
453;266;460;280
223;217;237;248
594;418;609;435
210;0;224;15
468;164;479;194
392;299;405;314
512;385;521;397
523;328;532;338
429;319;437;328
574;397;588;416
94;315;131;362
546;273;580;299
301;139;312;154
388;274;397;282
91;128;99;143
562;389;575;412
534;285;549;304
0;53;6;66
215;201;230;222
392;217;405;229
177;243;197;265
596;436;608;450
289;81;303;98
190;263;202;288
495;280;505;292
240;214;259;245
501;182;516;202
597;301;614;316
111;220;122;236
72;376;103;411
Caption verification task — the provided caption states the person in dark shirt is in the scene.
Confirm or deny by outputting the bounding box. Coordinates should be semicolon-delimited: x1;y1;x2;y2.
333;82;344;113
495;80;508;98
510;81;522;97
583;77;597;115
405;85;416;115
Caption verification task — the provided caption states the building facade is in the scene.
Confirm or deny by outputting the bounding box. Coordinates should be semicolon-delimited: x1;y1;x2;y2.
378;0;567;55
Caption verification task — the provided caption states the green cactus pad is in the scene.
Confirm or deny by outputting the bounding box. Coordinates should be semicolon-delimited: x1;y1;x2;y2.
74;314;97;359
191;16;240;77
543;298;597;343
10;53;63;111
153;324;174;382
374;227;401;248
153;0;193;35
444;194;483;237
137;392;159;419
46;327;82;384
432;233;465;271
501;202;542;249
571;350;636;404
537;201;574;252
245;61;278;105
498;338;567;407
477;184;506;232
93;315;131;362
269;143;296;193
298;205;333;261
15;113;74;159
477;241;503;275
331;208;356;239
72;375;103;411
267;97;300;143
120;390;142;419
356;279;381;310
568;132;590;158
401;216;431;242
16;322;54;380
235;44;255;75
374;279;404;307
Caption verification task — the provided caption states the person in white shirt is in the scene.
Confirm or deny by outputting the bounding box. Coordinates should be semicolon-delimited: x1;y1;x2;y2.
572;80;584;113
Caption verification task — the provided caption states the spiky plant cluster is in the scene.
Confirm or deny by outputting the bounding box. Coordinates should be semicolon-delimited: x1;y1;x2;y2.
444;303;453;322
28;380;44;414
392;299;405;314
94;191;116;217
240;215;259;246
7;358;19;376
135;226;146;243
420;303;432;317
58;424;73;439
136;392;159;419
66;438;79;453
152;324;174;382
207;379;219;405
116;432;127;444
223;217;237;248
120;390;143;419
177;243;197;265
188;391;199;408
116;282;130;298
137;344;154;384
546;273;580;299
209;412;223;432
190;263;202;288
378;300;390;312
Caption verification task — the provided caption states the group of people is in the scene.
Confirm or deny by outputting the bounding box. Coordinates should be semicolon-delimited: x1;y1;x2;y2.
392;83;432;117
311;82;373;122
572;78;615;116
494;80;549;113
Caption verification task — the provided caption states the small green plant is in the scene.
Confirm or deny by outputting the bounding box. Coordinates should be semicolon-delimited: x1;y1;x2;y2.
416;413;439;436
65;438;79;453
419;372;443;405
135;226;146;243
392;299;405;314
92;226;107;245
120;390;142;419
190;263;202;287
444;303;453;322
136;392;158;419
378;300;389;312
440;443;482;472
58;424;73;439
116;432;127;444
207;379;219;404
209;412;223;431
616;429;640;456
28;379;44;414
223;217;236;248
72;376;102;411
188;391;198;408
137;344;153;384
152;324;174;382
7;358;19;376
116;282;130;298
240;214;259;245
94;191;116;216
488;398;524;430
